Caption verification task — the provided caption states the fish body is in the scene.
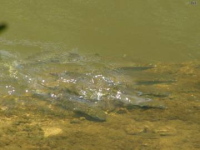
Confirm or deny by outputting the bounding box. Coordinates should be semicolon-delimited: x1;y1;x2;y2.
0;50;165;121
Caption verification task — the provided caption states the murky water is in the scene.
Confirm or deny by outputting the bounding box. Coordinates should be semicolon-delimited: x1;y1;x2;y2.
0;1;200;149
0;0;200;61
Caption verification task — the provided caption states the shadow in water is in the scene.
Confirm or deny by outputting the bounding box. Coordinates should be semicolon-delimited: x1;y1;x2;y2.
0;23;7;33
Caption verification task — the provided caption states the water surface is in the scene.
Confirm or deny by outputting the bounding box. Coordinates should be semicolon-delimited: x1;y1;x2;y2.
0;1;200;149
0;0;200;61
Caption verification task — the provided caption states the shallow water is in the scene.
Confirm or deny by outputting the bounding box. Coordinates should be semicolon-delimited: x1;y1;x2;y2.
0;50;199;149
0;1;200;149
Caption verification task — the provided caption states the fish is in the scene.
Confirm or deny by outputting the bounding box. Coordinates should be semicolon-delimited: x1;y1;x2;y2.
116;66;154;72
135;80;176;85
0;50;166;121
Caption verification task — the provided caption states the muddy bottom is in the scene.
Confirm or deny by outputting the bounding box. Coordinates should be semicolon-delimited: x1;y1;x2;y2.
0;58;199;150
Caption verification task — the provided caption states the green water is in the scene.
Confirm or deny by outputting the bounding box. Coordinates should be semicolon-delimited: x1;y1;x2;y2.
0;0;200;61
0;1;200;150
